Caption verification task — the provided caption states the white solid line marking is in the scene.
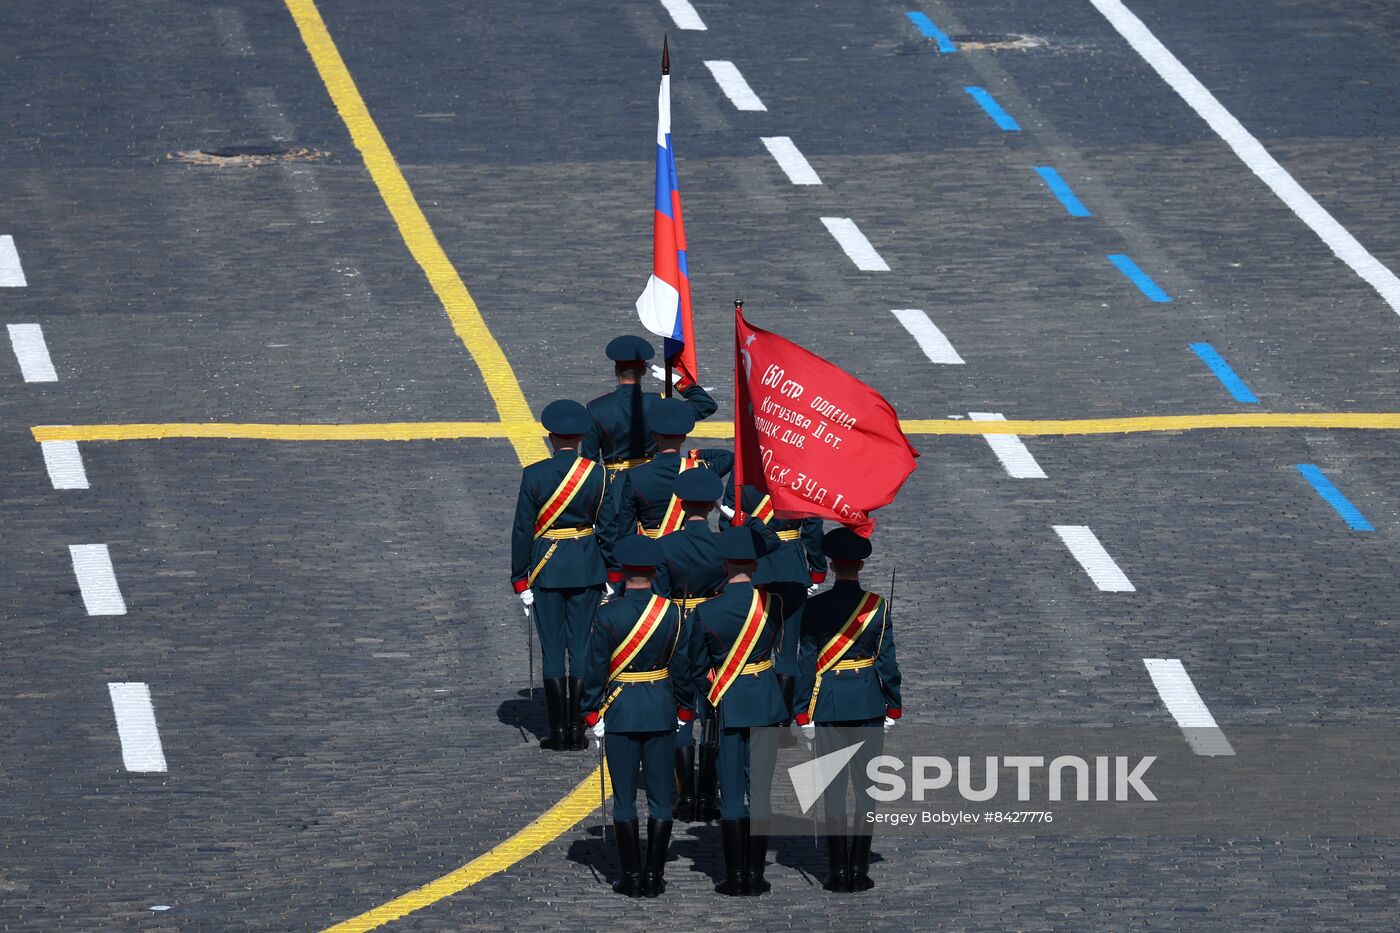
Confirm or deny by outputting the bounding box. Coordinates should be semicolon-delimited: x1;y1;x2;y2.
704;61;767;112
108;683;168;772
968;412;1047;478
820;217;890;272
7;324;58;382
658;0;707;30
41;440;89;490
760;136;822;185
0;235;27;286
1092;0;1400;316
1052;525;1135;592
891;310;963;364
69;544;127;616
1143;659;1235;756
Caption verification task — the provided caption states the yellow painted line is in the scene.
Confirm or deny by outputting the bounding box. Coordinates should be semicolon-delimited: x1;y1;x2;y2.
31;412;1400;444
284;0;547;465
324;764;612;932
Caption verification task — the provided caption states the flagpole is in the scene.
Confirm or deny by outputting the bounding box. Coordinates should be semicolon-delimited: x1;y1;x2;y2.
661;36;674;400
732;298;746;526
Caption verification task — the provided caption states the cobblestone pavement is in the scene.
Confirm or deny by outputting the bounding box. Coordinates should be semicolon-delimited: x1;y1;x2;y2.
1;0;1398;929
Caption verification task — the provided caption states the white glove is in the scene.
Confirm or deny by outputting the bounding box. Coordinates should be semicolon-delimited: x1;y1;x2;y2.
883;716;898;732
719;503;735;519
518;588;535;615
677;718;688;731
649;364;681;385
800;722;816;741
589;720;605;748
603;583;616;599
806;583;820;596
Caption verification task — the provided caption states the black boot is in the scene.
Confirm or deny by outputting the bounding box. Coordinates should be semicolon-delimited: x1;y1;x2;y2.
673;746;696;822
641;817;672;897
823;835;852;892
776;675;798;747
741;817;770;895
849;833;874;891
540;678;568;751
695;743;721;822
611;820;642;897
714;819;746;896
565;677;587;750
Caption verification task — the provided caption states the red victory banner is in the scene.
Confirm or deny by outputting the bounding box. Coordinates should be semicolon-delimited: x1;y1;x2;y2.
733;304;919;536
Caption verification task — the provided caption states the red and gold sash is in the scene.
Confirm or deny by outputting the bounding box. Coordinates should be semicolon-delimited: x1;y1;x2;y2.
707;590;769;706
807;592;883;719
608;595;672;680
750;494;774;523
654;449;704;536
533;457;598;538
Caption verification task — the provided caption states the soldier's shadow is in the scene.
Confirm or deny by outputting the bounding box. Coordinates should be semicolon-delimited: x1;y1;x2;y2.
564;825;617;889
768;831;886;879
664;821;724;886
496;688;545;743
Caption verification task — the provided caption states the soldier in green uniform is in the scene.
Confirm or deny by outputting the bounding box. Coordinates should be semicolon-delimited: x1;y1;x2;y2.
579;535;699;898
692;524;789;896
509;400;608;752
721;483;825;727
649;467;734;822
581;335;717;475
793;529;903;893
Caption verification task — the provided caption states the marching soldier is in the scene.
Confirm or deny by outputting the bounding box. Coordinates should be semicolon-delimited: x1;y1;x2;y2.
509;400;608;753
793;529;903;893
582;335;718;475
579;535;699;898
648;467;733;822
722;483;825;724
692;524;789;896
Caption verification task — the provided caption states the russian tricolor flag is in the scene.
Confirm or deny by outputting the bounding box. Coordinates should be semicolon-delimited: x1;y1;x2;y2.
635;41;698;387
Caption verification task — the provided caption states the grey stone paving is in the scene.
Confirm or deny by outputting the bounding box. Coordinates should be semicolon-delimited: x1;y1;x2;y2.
1;0;1398;929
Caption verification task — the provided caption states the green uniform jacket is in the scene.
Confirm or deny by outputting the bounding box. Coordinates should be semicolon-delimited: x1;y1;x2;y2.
580;589;700;733
722;483;826;586
692;582;789;729
793;581;902;724
581;383;718;463
598;447;734;574
509;450;608;592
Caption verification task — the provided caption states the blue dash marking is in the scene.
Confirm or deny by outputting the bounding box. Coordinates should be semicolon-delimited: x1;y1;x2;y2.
1033;166;1092;216
1296;464;1375;531
964;86;1020;131
1107;253;1171;302
907;12;957;53
1189;342;1258;403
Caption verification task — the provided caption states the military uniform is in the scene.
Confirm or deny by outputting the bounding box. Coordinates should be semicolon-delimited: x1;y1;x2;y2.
581;335;718;472
692;525;789;896
510;401;608;752
646;467;731;822
793;529;903;893
723;482;825;717
580;535;700;898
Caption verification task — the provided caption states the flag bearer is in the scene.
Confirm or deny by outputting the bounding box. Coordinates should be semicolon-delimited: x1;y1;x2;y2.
793;529;903;893
692;525;789;896
582;335;717;475
580;535;699;898
509;400;608;752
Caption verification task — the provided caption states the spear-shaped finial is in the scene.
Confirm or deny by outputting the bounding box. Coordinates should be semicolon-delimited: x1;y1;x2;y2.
662;34;670;75
734;298;744;311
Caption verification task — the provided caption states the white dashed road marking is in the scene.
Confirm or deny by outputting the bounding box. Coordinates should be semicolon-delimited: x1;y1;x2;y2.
7;323;58;382
704;61;767;111
1092;0;1400;316
821;217;890;271
1143;659;1236;756
41;440;89;489
0;235;26;286
1052;525;1135;592
69;544;127;616
891;309;964;364
108;683;169;772
968;412;1047;478
760;136;822;185
658;0;706;31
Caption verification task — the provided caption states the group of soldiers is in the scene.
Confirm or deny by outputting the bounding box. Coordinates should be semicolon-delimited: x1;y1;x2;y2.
509;335;903;897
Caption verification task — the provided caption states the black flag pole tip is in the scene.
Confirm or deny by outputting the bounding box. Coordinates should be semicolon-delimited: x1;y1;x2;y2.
734;298;744;309
662;34;670;75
